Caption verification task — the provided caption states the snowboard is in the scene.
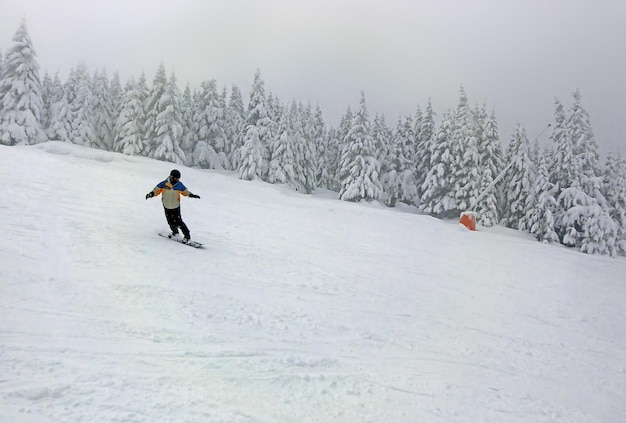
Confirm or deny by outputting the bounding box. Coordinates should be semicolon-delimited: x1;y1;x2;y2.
158;233;204;248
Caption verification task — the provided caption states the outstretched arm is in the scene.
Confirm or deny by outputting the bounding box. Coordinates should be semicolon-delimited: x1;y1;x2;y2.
146;186;162;200
180;187;200;199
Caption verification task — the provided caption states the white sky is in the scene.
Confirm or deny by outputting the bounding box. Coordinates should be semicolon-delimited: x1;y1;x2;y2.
1;0;625;157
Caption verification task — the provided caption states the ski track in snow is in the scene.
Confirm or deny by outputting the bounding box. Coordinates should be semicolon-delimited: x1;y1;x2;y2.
1;142;625;422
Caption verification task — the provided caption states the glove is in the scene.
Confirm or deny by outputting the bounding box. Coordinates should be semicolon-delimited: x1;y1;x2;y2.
146;192;154;200
189;193;200;199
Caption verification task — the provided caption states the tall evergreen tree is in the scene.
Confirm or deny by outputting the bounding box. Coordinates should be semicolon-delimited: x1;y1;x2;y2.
46;73;71;141
40;71;53;131
179;85;192;155
192;80;225;169
268;101;315;193
393;115;419;205
0;19;46;145
144;63;167;155
239;69;272;181
265;93;281;155
415;99;436;201
501;124;535;230
335;107;354;186
378;114;402;207
420;111;457;217
603;152;626;255
525;152;559;243
178;84;196;165
268;101;295;186
109;72;123;125
218;86;232;169
569;89;602;199
144;65;185;163
91;69;114;150
338;92;382;202
294;103;317;193
452;86;480;213
114;77;145;156
225;84;245;170
551;92;617;255
68;62;95;147
311;105;327;188
320;127;341;192
549;98;577;189
476;108;503;227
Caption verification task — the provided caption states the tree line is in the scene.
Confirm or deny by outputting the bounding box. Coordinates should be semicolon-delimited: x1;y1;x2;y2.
1;19;625;256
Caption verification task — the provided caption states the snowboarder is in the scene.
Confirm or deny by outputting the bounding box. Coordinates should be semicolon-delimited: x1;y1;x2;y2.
146;169;200;243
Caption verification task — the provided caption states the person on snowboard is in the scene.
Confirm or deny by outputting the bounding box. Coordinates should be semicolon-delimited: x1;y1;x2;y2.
146;169;200;243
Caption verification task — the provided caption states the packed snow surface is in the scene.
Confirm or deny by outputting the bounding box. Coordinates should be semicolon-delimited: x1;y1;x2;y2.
1;142;625;422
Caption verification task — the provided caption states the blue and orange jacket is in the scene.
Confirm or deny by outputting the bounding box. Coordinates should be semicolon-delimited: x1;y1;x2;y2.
151;177;194;209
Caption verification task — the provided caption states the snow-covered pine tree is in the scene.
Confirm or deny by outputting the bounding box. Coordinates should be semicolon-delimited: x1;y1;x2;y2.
192;80;224;169
320;127;341;192
530;137;541;170
419;110;458;217
603;152;626;255
501;124;535;230
113;77;145;156
550;93;617;255
311;105;327;188
335;107;353;185
549;98;577;190
293;103;317;193
267;97;286;184
569;90;603;199
109;72;123;126
265;93;281;154
218;86;232;169
40;71;53;132
225;84;245;171
179;84;196;165
370;113;388;174
525;152;559;243
557;185;618;255
0;19;47;145
136;72;150;110
379;114;402;207
452;86;480;213
414;99;436;201
145;66;185;163
268;100;295;186
268;101;315;193
46;73;72;142
239;69;272;181
91;69;114;150
143;63;167;156
338;92;382;202
338;107;353;146
476;108;503;227
394;114;419;205
68;63;95;147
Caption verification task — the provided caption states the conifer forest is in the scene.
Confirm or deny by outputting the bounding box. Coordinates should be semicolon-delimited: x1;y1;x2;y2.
1;20;625;256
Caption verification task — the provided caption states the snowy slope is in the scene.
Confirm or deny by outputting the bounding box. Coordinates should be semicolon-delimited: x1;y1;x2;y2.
1;142;625;423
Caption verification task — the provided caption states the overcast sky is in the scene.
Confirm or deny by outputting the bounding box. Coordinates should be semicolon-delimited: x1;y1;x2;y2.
1;0;624;157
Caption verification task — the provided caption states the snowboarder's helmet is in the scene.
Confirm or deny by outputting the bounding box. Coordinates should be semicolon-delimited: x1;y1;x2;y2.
170;169;181;178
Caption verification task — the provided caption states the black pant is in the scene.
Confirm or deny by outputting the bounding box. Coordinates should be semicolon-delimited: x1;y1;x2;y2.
164;207;190;239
